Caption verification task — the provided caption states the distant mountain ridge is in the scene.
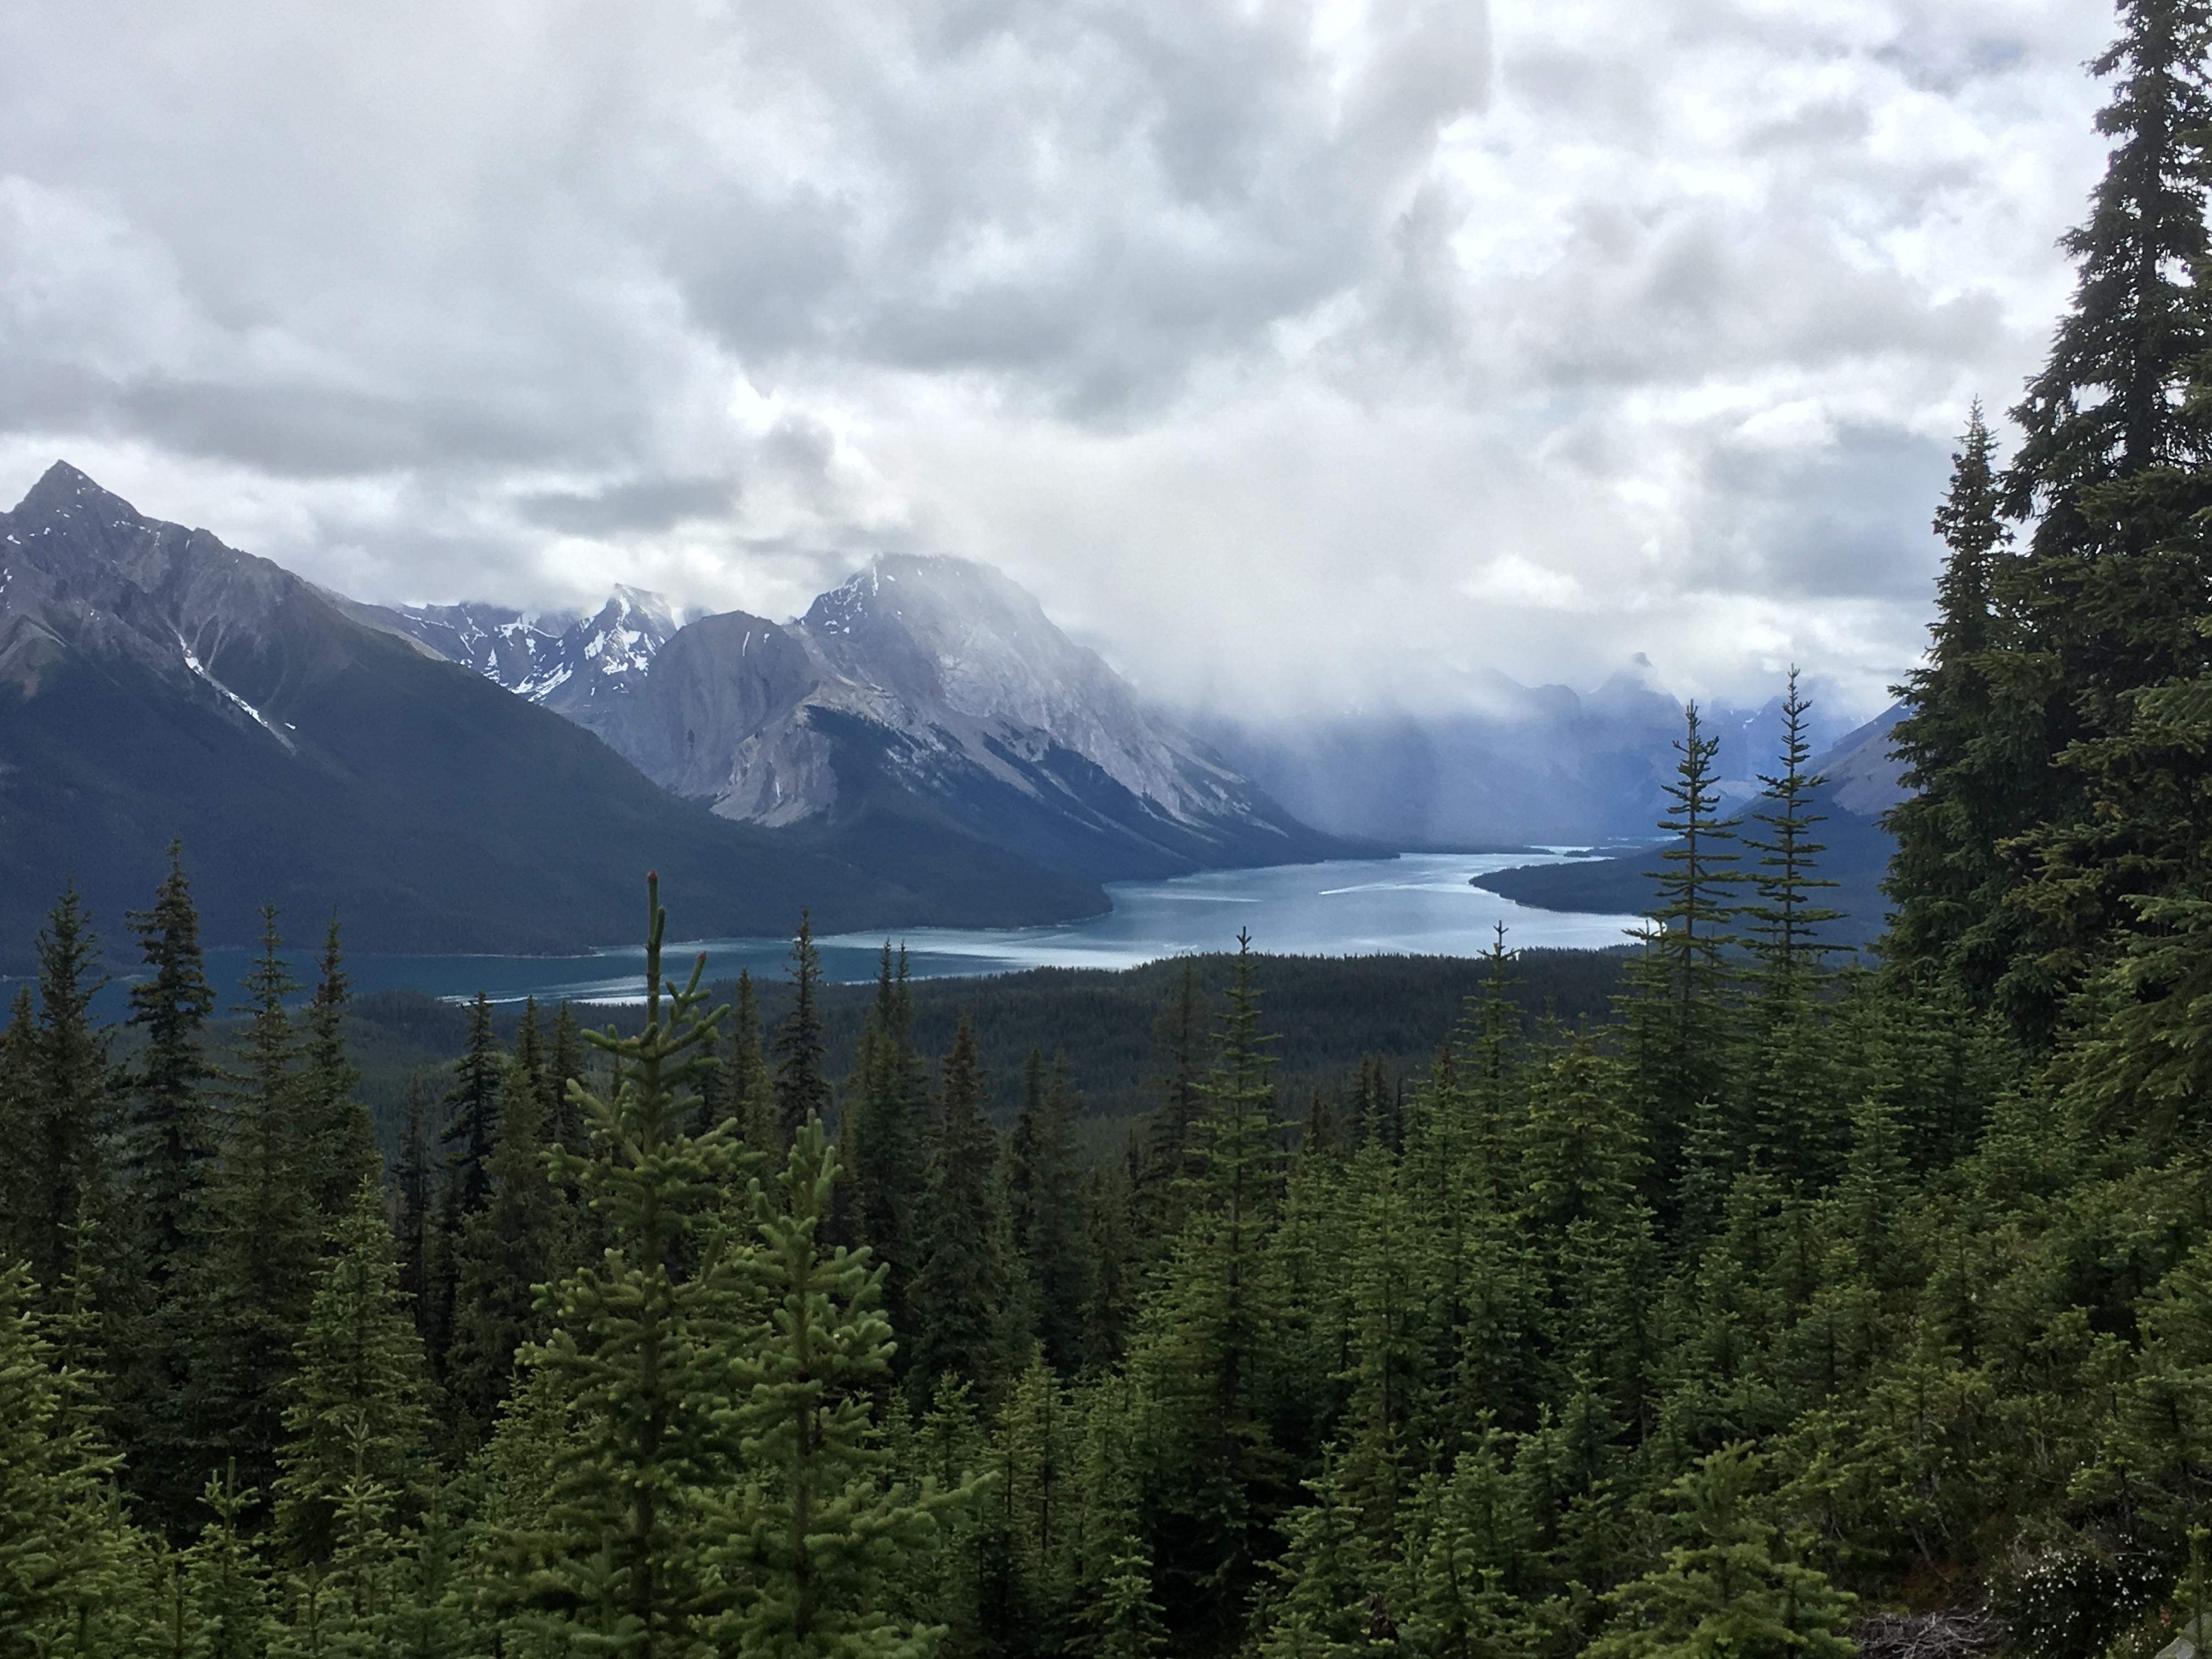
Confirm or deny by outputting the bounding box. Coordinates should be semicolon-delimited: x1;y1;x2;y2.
1464;708;1910;946
340;587;683;719
0;463;1108;969
381;552;1349;884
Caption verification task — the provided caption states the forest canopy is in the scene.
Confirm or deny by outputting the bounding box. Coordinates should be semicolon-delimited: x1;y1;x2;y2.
9;4;2212;1657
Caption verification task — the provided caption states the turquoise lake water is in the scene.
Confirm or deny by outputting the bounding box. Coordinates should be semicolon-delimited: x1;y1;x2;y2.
176;851;1639;1005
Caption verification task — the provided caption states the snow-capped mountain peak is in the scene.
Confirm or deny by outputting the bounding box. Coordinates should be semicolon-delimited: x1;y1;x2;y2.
382;548;1342;883
349;585;680;719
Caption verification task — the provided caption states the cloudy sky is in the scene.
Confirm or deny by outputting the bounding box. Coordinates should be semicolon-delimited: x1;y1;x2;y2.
0;1;2114;720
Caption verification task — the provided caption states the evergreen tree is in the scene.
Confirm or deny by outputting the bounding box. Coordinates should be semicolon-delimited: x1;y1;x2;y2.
1069;1372;1165;1659
299;916;375;1233
1013;1053;1093;1379
0;1258;144;1653
1391;1429;1541;1659
119;845;223;1530
442;992;503;1216
182;1466;274;1659
910;1020;1012;1403
775;912;836;1155
549;1000;590;1154
1590;1444;1854;1659
1885;405;2023;997
1975;0;2212;1041
849;948;930;1351
18;884;116;1304
1131;933;1290;1638
513;995;548;1112
1136;964;1210;1249
124;839;218;1294
275;1175;433;1566
1624;704;1744;1192
1742;670;1842;987
522;875;747;1654
447;1056;573;1445
2007;0;2212;538
396;1071;433;1333
706;1115;959;1657
196;907;320;1505
0;987;37;1271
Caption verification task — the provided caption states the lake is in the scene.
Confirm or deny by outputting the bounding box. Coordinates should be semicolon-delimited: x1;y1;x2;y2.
182;851;1639;1005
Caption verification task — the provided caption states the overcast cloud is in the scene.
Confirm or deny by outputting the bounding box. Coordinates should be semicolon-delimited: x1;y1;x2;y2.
0;0;2115;719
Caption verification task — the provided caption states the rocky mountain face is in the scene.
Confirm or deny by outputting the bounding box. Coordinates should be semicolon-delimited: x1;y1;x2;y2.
394;552;1347;883
0;463;1100;967
342;588;682;720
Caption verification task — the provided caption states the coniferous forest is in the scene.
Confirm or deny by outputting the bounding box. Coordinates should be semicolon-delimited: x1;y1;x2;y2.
11;7;2212;1656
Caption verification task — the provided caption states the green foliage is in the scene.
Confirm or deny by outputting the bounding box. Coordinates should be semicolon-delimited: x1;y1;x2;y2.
442;992;504;1217
447;1056;575;1445
275;1175;433;1566
910;1020;1014;1403
706;1115;959;1658
12;57;2212;1643
774;912;836;1155
522;876;745;1654
196;906;323;1504
1012;1054;1093;1379
1591;1444;1854;1659
125;838;219;1291
0;1258;144;1654
847;949;930;1352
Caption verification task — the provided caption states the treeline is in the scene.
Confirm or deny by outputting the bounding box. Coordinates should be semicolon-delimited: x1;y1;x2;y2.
8;5;2212;1657
332;947;1632;1162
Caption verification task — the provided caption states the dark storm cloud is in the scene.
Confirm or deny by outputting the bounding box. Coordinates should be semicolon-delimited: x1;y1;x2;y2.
0;0;2121;714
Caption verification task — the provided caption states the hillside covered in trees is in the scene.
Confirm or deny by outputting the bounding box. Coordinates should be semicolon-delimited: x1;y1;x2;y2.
9;3;2212;1656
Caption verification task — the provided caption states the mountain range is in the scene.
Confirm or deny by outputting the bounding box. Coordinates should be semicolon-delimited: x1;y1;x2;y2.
0;464;1339;969
353;556;1344;884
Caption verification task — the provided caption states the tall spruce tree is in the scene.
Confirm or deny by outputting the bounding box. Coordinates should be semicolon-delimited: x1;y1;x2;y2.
395;1072;433;1334
1011;1053;1092;1378
1136;964;1210;1248
274;1175;432;1567
910;1020;1012;1403
18;885;116;1305
442;992;503;1217
447;1056;573;1445
119;846;225;1535
1623;703;1744;1192
196;907;319;1505
1974;0;2212;1041
549;1000;590;1154
522;876;746;1655
774;912;835;1155
1742;671;1842;986
1885;406;2024;998
125;840;218;1294
300;916;375;1229
849;947;930;1351
0;987;36;1271
706;1115;960;1657
1131;933;1290;1639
